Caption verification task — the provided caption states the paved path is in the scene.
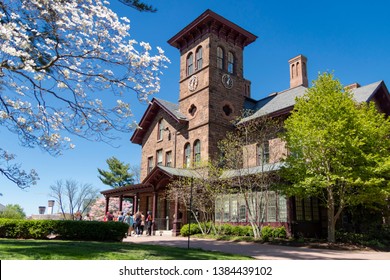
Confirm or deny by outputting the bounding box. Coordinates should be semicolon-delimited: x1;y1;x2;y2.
123;234;390;260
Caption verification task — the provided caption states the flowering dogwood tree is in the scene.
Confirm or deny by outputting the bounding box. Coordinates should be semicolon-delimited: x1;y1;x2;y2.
0;0;169;188
88;196;132;221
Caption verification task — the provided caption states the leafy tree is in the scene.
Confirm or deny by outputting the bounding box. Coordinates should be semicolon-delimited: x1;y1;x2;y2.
167;162;224;235
49;179;99;220
0;204;26;219
218;114;283;238
98;157;135;188
0;0;169;189
119;0;157;12
281;72;390;242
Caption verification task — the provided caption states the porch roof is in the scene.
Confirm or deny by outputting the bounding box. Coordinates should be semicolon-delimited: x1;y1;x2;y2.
100;166;203;197
220;162;284;179
100;183;152;197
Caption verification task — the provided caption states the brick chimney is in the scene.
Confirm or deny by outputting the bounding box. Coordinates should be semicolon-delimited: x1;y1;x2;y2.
344;83;360;90
288;55;308;88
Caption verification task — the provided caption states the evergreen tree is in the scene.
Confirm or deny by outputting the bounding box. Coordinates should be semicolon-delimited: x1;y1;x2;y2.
119;0;157;12
98;157;135;188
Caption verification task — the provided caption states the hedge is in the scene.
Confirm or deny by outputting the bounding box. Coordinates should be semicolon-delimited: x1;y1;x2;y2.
0;218;129;242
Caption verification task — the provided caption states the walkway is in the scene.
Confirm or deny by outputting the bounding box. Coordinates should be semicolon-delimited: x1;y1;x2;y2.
123;234;390;260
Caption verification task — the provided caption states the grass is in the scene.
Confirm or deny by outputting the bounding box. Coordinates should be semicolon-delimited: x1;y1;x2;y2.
0;238;253;260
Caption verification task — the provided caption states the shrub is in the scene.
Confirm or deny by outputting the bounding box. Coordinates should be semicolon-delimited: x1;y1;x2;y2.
0;218;128;241
273;226;287;239
261;226;274;242
180;223;202;236
261;225;287;241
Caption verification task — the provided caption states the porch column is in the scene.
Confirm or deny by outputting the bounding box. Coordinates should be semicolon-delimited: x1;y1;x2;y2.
152;192;157;234
172;192;180;236
133;193;139;213
119;195;123;211
105;196;109;214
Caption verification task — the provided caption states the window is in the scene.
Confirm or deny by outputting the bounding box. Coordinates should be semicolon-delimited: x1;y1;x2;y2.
187;53;194;76
295;198;304;221
304;197;312;221
156;149;163;166
223;104;233;116
165;151;172;167
267;192;277;222
227;51;234;74
193;140;201;165
217;47;224;70
257;141;270;165
147;157;154;174
157;119;164;141
188;104;197;116
184;143;191;168
196;47;203;70
295;197;320;222
278;196;288;222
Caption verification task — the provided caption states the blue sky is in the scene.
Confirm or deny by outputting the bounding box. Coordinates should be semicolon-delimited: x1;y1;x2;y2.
1;0;390;216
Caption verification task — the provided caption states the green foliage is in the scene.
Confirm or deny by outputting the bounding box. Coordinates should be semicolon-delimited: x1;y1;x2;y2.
98;157;135;188
281;72;390;242
180;223;202;236
261;225;287;241
0;204;26;219
260;226;274;241
0;219;128;241
336;225;390;248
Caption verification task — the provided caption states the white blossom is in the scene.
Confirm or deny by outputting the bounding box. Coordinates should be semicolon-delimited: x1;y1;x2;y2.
0;0;169;184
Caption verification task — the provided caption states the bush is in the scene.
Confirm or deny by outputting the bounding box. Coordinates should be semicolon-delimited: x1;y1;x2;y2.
261;225;287;241
273;226;287;239
0;218;128;241
180;223;202;236
261;226;274;241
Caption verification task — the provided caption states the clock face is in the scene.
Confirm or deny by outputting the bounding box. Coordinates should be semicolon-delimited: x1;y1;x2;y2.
188;75;198;91
222;74;233;89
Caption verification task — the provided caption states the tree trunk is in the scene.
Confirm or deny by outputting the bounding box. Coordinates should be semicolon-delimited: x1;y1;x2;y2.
327;187;336;243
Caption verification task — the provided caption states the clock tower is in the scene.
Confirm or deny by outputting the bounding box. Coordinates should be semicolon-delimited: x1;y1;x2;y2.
168;9;257;162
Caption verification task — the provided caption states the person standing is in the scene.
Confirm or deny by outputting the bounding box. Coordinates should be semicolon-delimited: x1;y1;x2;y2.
134;212;141;236
123;212;134;237
140;211;145;235
118;211;124;222
146;211;153;236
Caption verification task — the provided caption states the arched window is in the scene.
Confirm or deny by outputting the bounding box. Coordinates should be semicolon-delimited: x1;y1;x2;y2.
187;52;194;76
228;52;235;74
196;47;203;70
184;143;191;168
217;47;224;70
193;140;201;165
157;119;164;140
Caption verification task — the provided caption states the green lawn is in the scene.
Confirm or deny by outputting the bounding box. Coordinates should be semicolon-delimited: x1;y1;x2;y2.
0;239;253;260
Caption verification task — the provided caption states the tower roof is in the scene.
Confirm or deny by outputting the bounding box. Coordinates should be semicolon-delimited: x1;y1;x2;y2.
168;9;257;51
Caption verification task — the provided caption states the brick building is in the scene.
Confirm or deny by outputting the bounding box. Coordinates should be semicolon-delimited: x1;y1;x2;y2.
101;10;390;236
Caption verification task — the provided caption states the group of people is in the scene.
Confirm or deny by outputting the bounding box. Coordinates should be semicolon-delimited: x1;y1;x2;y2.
104;210;153;237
